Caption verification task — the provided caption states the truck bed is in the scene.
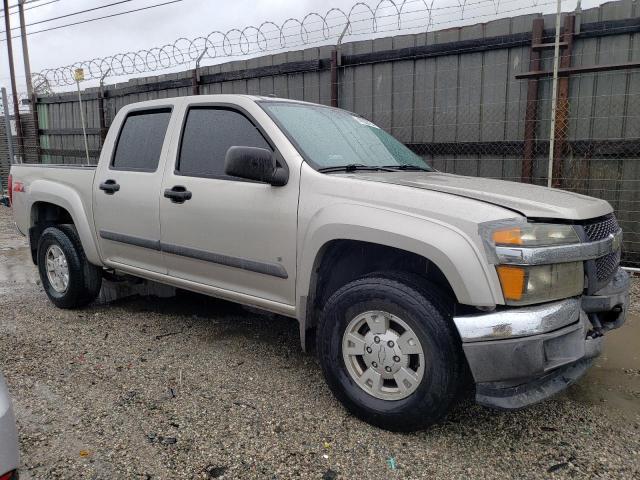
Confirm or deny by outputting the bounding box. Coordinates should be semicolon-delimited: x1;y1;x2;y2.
10;163;98;239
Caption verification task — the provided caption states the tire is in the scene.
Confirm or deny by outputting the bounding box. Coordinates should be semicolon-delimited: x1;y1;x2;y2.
316;273;463;431
37;224;102;309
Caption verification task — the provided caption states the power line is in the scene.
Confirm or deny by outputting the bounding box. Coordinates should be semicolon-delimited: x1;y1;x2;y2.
23;0;59;11
1;0;136;33
0;0;186;40
0;0;41;12
0;0;59;16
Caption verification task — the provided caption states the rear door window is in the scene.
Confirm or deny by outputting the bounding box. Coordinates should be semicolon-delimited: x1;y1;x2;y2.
176;107;271;179
111;108;172;171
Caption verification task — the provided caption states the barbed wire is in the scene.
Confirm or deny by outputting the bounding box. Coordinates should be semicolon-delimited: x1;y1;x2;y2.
33;0;553;88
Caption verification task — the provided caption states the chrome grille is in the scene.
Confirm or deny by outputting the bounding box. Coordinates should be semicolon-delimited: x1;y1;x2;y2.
595;249;621;281
581;214;621;288
583;214;619;242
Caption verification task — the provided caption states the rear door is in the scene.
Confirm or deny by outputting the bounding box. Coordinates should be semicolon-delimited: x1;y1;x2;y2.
158;101;299;306
93;105;173;273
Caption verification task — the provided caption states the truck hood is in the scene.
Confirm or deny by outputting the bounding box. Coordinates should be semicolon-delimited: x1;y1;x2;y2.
342;172;612;220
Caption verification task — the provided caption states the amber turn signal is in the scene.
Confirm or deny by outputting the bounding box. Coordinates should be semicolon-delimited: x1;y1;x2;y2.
496;265;526;301
492;227;523;246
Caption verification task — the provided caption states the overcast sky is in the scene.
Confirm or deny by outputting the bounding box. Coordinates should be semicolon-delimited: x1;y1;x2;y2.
0;0;608;95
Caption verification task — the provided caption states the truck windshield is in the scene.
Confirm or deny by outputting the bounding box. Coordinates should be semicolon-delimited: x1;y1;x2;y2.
260;101;433;172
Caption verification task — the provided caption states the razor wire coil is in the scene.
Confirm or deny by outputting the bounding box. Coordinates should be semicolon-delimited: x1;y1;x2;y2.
33;0;551;88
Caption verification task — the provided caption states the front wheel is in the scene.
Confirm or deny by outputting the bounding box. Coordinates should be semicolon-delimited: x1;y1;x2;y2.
317;273;463;431
37;225;102;309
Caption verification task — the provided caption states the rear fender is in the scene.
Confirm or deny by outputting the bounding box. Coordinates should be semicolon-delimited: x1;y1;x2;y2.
27;179;101;265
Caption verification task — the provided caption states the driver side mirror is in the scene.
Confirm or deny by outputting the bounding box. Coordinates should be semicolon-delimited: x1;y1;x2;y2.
224;146;288;186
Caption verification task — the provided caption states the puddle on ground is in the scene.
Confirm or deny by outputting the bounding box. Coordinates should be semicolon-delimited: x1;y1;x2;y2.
0;245;39;291
567;311;640;417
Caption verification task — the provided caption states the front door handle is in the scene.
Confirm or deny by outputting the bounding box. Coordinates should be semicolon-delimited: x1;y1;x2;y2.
164;186;192;204
99;179;120;194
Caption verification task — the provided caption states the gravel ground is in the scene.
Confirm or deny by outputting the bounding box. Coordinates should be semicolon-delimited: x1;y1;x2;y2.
0;206;639;479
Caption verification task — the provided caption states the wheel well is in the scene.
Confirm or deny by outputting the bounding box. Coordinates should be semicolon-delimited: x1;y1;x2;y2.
304;240;457;345
29;202;74;264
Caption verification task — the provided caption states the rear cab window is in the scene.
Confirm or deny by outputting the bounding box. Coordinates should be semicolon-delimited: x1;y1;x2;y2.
111;108;172;172
175;107;272;179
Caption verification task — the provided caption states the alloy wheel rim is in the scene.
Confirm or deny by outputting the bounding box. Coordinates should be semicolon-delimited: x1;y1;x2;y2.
342;310;425;400
45;245;69;293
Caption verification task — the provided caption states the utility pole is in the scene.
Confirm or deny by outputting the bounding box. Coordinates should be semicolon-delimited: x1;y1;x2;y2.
18;0;34;105
3;0;24;161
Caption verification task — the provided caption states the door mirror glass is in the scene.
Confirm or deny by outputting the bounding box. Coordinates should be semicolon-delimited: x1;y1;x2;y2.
224;146;287;186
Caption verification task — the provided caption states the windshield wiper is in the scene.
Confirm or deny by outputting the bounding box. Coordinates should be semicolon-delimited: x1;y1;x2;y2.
318;164;395;173
381;164;431;172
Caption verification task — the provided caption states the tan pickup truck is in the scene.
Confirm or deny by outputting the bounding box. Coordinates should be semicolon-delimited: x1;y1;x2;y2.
9;95;630;431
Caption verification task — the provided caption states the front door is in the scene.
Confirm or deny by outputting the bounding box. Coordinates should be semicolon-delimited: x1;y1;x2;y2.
159;104;298;306
93;106;173;273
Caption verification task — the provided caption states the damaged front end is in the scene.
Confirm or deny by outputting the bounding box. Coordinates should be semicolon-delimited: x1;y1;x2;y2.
455;214;630;409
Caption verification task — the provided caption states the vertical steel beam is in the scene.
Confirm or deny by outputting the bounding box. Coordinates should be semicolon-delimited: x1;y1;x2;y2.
192;68;199;96
98;90;108;145
522;17;544;183
98;69;111;145
75;80;90;165
30;92;39;162
330;24;349;108
330;49;338;107
192;48;207;96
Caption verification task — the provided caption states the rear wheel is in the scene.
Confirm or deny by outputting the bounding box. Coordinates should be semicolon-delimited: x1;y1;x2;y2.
317;273;463;431
37;225;102;308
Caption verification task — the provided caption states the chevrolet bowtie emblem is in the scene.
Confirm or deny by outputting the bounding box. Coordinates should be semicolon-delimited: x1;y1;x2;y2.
610;232;622;251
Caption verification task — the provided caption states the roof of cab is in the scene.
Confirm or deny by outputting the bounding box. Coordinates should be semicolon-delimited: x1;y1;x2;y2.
120;94;319;109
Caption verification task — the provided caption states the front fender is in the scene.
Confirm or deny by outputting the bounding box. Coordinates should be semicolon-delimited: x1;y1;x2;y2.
297;203;502;313
27;179;101;265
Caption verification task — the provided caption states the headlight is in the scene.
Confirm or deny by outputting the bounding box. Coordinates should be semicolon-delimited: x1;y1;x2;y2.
481;221;584;305
491;223;579;247
496;262;584;305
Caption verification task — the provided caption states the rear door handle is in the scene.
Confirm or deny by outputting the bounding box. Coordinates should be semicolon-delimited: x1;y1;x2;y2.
164;186;192;203
99;179;120;194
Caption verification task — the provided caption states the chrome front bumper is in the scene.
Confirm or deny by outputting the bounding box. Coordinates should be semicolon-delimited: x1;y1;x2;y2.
453;268;630;409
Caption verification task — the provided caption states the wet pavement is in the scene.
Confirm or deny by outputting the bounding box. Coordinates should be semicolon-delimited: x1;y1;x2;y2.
0;243;38;294
0;205;639;479
569;312;640;417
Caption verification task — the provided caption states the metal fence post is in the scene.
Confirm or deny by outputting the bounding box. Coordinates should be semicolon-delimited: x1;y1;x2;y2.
192;48;208;96
330;23;350;108
76;83;90;164
31;92;40;162
99;69;111;146
330;50;338;107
